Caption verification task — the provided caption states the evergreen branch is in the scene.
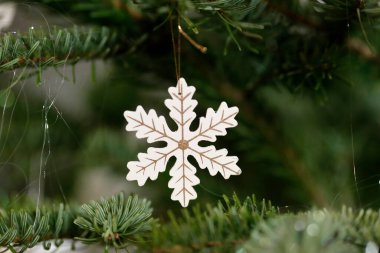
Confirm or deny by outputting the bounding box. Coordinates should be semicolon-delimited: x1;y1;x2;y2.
312;0;380;22
0;26;126;73
312;0;363;20
74;193;154;250
2;194;380;253
0;193;153;253
23;0;263;25
151;194;279;252
193;0;261;15
126;0;262;15
362;2;380;20
19;0;265;55
0;204;76;253
265;1;321;30
241;207;380;252
14;0;142;25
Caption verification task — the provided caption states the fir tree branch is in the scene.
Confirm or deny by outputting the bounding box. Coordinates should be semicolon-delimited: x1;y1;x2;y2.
312;0;380;24
194;0;261;14
151;194;279;253
264;0;321;30
0;204;76;252
0;193;153;253
242;207;380;252
0;26;127;73
21;0;263;26
13;0;142;25
2;193;380;252
312;0;365;20
74;193;153;250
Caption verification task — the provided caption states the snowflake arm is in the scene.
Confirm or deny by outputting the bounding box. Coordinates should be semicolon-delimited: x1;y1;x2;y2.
164;78;197;140
124;106;176;143
168;150;200;207
127;144;178;186
189;102;238;144
189;145;241;179
124;105;179;185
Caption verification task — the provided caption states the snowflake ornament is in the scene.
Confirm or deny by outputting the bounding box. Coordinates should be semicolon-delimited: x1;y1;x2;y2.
124;78;241;207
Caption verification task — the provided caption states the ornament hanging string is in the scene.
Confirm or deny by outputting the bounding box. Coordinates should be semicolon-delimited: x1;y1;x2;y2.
169;11;182;95
170;7;207;95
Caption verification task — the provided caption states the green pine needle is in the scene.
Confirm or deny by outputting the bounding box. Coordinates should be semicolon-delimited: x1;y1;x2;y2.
0;204;73;253
151;193;279;252
0;26;125;74
74;193;154;251
0;193;153;253
241;207;380;253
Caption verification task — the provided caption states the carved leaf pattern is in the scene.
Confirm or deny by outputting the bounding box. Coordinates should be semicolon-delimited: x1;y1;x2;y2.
126;144;178;186
124;78;240;207
168;150;200;207
164;78;197;138
190;102;238;143
124;106;175;144
189;145;241;179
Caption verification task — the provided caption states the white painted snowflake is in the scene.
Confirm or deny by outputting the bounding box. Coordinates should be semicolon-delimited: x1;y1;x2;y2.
124;78;241;207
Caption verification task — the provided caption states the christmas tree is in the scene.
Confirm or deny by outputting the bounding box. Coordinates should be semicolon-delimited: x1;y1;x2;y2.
0;0;379;252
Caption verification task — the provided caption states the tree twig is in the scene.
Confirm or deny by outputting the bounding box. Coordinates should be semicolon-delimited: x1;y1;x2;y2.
346;37;380;63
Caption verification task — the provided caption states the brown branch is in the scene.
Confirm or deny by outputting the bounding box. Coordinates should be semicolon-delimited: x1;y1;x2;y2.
346;37;380;64
178;25;208;54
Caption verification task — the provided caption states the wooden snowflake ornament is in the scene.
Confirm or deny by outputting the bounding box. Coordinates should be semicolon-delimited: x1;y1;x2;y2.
124;78;241;207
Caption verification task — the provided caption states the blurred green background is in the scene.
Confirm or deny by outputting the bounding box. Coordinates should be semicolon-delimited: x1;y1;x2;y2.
0;1;379;213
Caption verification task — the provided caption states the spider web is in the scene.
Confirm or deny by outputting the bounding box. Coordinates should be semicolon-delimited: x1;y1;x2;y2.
0;3;84;212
